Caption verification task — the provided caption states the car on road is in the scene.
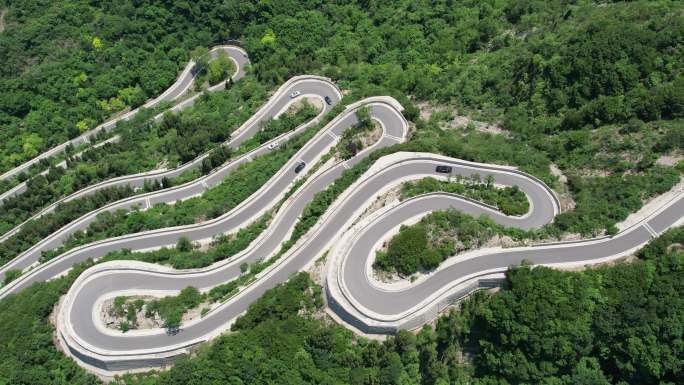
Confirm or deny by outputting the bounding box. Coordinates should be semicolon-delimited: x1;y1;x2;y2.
324;96;332;105
290;90;301;98
294;161;306;173
267;141;279;150
435;165;452;173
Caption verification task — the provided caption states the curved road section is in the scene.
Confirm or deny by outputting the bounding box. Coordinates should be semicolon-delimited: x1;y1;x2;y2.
326;158;684;332
58;140;683;372
52;97;408;371
0;72;334;247
0;75;341;282
0;45;249;203
0;71;680;374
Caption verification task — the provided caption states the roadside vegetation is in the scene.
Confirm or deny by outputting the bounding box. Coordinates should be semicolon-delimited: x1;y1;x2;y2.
100;214;270;270
0;1;683;383
111;296;144;333
337;106;378;160
0;185;135;274
400;176;530;216
374;209;530;276
0;78;268;236
190;48;236;89
0;98;319;274
1;227;682;384
36;104;319;264
142;286;202;332
0;102;316;269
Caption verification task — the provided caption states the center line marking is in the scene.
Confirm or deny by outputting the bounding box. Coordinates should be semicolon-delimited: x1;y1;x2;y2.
643;223;658;238
384;134;403;142
327;131;339;140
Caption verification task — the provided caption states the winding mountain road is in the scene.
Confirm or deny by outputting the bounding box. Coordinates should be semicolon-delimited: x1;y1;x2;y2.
0;75;341;282
57;101;682;372
0;51;681;375
0;45;248;203
327;169;684;332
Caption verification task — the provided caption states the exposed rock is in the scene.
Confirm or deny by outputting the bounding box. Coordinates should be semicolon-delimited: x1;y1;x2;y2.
550;163;576;212
656;154;683;166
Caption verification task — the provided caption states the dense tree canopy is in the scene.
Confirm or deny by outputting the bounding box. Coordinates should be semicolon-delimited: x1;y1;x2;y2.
374;209;527;276
0;1;682;384
2;0;682;249
1;226;682;385
469;227;684;384
119;227;684;385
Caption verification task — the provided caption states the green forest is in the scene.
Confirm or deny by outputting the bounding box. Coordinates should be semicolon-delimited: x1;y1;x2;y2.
374;209;530;276
1;0;682;257
0;226;681;385
0;0;683;384
0;102;317;272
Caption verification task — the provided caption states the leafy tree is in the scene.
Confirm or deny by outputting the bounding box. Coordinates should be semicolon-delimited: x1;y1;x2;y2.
176;237;193;253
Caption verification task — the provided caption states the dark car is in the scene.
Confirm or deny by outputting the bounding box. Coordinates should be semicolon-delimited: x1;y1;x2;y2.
294;161;306;173
435;165;452;173
324;96;332;105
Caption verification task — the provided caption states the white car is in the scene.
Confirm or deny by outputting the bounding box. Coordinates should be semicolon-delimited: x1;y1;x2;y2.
267;141;280;150
289;90;301;98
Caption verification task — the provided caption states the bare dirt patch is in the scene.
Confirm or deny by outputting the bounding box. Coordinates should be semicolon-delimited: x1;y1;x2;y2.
417;101;508;136
550;163;576;212
556;253;638;272
351;184;403;228
0;9;7;33
295;96;324;112
482;234;520;249
101;295;211;332
307;253;328;286
360;121;383;147
656;154;684;167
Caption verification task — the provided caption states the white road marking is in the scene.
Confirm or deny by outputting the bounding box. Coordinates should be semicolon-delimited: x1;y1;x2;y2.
643;223;659;238
384;134;403;142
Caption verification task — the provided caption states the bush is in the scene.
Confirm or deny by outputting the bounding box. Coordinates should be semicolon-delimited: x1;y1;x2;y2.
146;287;202;330
374;209;525;275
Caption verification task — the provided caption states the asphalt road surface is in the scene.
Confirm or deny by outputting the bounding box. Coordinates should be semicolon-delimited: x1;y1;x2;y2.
0;44;248;248
0;46;248;200
335;190;683;324
0;66;681;373
0;75;341;281
56;101;682;370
